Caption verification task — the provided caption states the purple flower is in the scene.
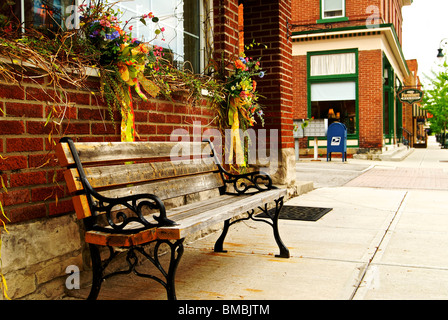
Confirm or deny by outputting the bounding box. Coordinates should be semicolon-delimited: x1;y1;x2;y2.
89;30;99;38
105;30;120;40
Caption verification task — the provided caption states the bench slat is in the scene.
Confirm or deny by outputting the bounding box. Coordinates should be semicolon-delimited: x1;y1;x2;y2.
83;189;286;247
71;172;225;219
157;189;287;240
99;172;224;200
56;141;211;166
85;228;158;247
64;160;221;193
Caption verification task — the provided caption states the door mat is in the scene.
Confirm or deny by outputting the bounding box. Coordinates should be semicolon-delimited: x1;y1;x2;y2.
256;206;332;222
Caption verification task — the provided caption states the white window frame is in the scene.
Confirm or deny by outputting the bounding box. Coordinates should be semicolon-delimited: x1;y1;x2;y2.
114;0;211;73
321;0;345;19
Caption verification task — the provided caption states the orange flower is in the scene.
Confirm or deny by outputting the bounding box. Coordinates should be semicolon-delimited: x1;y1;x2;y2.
131;43;149;56
235;59;246;71
138;43;149;54
113;26;125;36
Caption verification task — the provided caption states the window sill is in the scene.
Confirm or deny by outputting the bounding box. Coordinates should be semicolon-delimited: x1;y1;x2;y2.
316;17;349;24
0;57;100;78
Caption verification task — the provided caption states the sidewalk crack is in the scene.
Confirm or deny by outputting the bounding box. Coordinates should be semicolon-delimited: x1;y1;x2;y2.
349;191;408;299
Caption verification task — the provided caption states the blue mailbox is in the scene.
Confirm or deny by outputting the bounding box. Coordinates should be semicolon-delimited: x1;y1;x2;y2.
327;122;347;162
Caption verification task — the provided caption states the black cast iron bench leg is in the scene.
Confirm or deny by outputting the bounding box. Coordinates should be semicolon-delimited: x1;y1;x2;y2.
214;219;230;253
214;197;290;258
269;197;290;258
86;239;185;300
87;244;103;300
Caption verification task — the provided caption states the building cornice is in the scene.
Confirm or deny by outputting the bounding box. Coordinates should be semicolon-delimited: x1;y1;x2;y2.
291;23;410;77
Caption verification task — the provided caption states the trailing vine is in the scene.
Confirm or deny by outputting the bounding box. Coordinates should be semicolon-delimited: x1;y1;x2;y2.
0;162;10;299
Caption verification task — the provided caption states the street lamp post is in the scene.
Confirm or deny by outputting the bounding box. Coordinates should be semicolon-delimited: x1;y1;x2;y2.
437;38;448;60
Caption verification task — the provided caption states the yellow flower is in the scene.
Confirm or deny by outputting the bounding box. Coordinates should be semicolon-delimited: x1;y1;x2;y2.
135;64;145;72
117;62;129;82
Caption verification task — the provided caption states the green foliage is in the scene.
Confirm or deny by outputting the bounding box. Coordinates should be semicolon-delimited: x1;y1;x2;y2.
422;62;448;134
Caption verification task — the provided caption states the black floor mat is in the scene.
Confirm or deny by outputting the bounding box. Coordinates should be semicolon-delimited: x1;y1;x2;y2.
256;206;332;221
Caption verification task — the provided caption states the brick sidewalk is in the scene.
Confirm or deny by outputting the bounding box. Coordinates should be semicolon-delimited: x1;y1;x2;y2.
345;167;448;190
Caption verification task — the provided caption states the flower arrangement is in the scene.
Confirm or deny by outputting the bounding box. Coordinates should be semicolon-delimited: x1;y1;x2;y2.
224;51;266;165
78;2;164;141
226;54;265;129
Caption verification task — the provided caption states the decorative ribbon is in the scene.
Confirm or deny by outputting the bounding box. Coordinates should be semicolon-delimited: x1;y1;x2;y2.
228;98;245;166
120;86;135;142
118;56;160;142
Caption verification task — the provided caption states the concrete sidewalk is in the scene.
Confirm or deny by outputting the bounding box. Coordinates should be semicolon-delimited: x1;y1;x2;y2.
68;136;448;300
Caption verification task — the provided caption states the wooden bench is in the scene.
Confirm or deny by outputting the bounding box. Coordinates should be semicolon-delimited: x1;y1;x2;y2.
56;137;290;300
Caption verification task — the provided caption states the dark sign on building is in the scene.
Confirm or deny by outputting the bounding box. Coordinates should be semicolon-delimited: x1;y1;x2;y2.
398;88;423;104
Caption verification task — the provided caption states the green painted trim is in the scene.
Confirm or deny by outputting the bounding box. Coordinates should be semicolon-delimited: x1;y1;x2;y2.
396;96;403;141
306;49;359;143
317;17;349;24
383;54;395;142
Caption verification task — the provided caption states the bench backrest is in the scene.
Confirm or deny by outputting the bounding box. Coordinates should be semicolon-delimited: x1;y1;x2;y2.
56;139;224;220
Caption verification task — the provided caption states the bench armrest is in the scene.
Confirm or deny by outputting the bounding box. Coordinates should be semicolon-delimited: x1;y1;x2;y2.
85;184;177;234
203;139;274;195
221;170;274;195
61;137;176;234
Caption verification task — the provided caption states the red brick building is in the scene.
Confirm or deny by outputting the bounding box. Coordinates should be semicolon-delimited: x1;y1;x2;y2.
404;59;427;148
0;0;294;299
291;0;414;158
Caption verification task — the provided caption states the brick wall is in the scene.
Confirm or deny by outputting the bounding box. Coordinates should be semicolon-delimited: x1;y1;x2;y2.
0;77;217;227
291;0;404;44
292;0;380;27
358;49;383;149
292;55;308;149
213;0;240;64
292;55;307;121
243;0;294;151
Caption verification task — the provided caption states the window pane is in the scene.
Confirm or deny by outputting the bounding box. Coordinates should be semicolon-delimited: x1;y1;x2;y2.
183;0;200;72
24;0;75;30
324;0;343;11
311;100;356;134
116;0;201;72
311;82;356;102
311;81;356;134
310;53;356;76
323;0;343;17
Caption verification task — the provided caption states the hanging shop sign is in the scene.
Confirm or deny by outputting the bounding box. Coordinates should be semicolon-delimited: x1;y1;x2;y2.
398;88;424;104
